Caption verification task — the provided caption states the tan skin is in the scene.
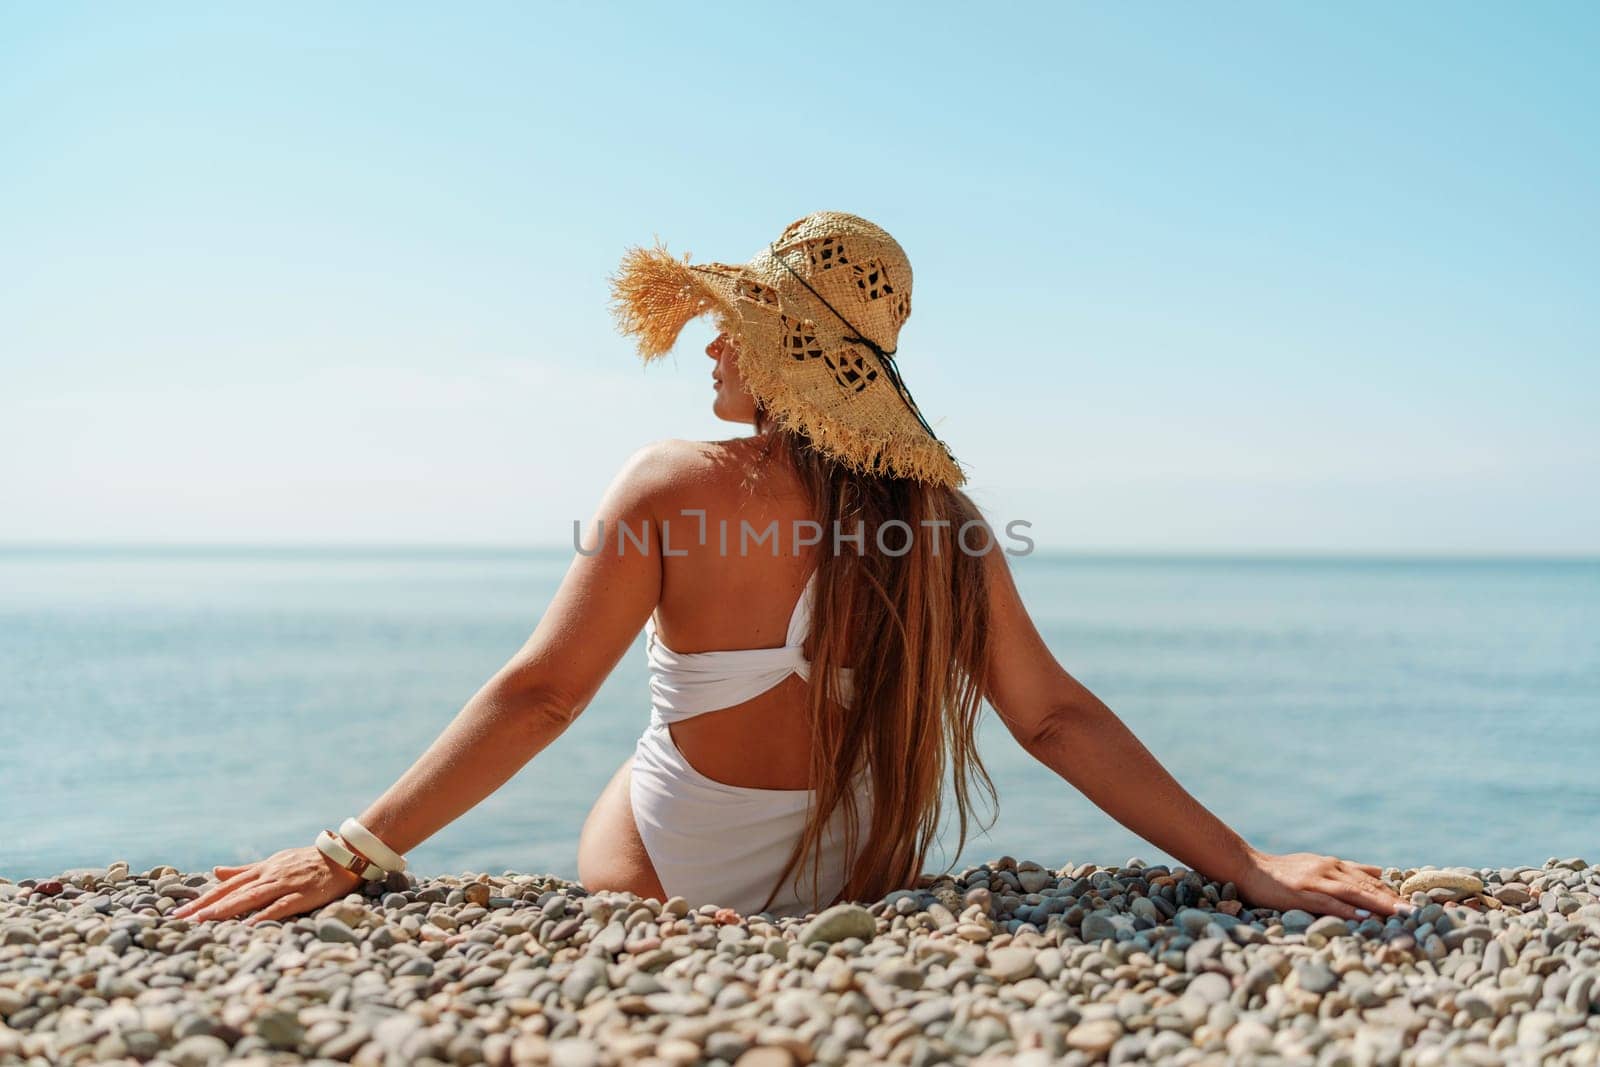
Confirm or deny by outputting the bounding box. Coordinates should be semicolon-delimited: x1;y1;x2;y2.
175;332;1405;925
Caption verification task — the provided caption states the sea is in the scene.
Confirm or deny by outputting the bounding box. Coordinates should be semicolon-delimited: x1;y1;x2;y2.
1;548;1596;883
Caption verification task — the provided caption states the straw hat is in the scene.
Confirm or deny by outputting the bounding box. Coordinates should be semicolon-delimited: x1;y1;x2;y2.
607;211;964;487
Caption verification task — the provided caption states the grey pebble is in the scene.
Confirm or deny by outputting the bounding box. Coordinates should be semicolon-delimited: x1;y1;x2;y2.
1280;908;1315;933
1187;971;1232;1004
560;958;609;1003
1295;959;1339;994
315;917;360;944
1083;910;1129;942
254;1009;304;1050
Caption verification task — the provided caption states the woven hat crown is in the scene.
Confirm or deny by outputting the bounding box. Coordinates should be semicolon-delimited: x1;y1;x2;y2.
757;212;913;357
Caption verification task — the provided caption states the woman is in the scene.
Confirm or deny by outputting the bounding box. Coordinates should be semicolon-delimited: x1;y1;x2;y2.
174;212;1403;925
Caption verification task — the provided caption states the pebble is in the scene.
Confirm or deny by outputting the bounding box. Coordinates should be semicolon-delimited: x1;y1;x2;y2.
1082;910;1125;942
561;957;609;1003
1187;972;1233;1004
0;857;1593;1066
1065;1018;1123;1054
1493;883;1532;906
167;1033;230;1066
1280;908;1315;932
1017;869;1051;894
314;917;359;944
1226;1018;1274;1056
797;903;875;945
550;1036;603;1067
1399;869;1485;899
253;1009;303;1050
986;946;1037;982
1294;959;1339;994
1305;914;1350;942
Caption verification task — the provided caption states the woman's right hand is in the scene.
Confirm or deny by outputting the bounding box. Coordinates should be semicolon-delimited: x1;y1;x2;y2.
1231;847;1407;920
171;845;365;925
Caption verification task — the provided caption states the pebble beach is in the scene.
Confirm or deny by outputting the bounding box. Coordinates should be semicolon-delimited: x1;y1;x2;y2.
2;857;1598;1066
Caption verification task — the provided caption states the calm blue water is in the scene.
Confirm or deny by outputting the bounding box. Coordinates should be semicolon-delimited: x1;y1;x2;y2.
2;548;1596;883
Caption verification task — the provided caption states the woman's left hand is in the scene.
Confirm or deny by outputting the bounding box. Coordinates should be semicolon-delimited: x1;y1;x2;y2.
1233;847;1407;920
170;845;365;925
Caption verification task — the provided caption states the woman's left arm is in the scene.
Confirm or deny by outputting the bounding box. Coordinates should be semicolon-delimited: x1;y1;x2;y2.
980;544;1407;919
174;443;675;924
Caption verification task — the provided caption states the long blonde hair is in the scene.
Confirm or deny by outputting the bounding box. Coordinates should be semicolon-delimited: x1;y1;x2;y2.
747;419;997;914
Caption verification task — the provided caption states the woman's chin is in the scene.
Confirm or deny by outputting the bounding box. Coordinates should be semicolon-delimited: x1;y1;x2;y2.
711;401;756;426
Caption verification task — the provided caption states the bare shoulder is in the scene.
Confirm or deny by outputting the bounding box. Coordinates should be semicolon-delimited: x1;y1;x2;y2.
613;438;714;487
607;436;779;515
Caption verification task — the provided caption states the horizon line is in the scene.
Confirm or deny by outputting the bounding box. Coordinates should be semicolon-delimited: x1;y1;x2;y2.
1;541;1597;564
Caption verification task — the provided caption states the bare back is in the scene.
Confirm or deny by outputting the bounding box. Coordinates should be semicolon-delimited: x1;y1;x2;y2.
647;436;822;790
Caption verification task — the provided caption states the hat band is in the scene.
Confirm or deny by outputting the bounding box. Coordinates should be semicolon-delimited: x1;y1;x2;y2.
767;242;949;451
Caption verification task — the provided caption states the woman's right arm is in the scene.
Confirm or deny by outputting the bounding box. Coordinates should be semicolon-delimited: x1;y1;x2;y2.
335;442;675;864
981;548;1404;919
173;441;681;924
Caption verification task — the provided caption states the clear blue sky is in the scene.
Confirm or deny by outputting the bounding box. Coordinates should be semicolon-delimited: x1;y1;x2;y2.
4;3;1595;553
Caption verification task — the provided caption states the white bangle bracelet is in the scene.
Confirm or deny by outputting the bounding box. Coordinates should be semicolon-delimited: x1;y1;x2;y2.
315;829;389;881
339;817;408;873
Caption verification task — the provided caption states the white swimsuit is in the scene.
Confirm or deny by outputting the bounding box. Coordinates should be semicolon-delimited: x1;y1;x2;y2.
628;569;873;918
